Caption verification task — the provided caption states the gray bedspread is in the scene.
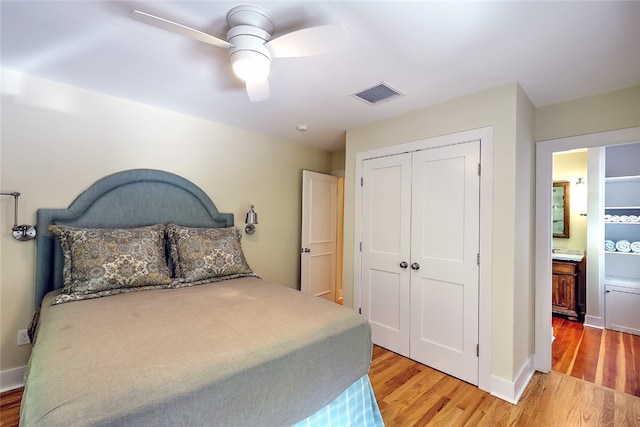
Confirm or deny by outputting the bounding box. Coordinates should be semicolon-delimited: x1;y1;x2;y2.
20;277;372;426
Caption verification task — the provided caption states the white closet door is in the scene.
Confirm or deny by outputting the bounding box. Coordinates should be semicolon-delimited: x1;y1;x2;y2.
361;153;412;356
409;141;480;385
301;170;337;301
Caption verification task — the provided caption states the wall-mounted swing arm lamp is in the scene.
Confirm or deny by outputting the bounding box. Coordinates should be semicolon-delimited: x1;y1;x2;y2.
575;177;588;217
245;204;258;235
0;192;36;241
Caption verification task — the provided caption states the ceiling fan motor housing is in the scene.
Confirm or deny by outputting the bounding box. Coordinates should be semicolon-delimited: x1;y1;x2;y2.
226;5;275;33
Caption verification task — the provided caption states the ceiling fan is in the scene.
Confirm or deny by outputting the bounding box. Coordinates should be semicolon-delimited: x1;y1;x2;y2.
130;5;347;102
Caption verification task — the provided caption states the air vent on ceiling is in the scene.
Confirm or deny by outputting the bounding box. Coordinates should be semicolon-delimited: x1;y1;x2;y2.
352;82;403;105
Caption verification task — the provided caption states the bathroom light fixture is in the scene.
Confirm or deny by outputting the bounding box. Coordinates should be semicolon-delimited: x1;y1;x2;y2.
574;178;587;216
0;192;36;241
245;204;258;234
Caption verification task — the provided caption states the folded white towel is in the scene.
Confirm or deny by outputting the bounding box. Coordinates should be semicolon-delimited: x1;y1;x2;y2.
604;240;616;252
616;240;631;252
631;241;640;253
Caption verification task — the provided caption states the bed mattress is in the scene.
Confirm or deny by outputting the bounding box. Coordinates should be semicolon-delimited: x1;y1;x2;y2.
20;277;373;426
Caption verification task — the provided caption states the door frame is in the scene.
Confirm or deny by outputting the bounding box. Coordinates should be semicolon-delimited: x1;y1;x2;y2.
534;126;640;372
353;126;494;393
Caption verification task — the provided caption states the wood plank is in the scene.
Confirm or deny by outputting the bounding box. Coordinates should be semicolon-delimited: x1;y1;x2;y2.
571;325;602;383
627;331;640;397
633;333;640;397
0;387;22;427
601;329;621;390
552;316;584;373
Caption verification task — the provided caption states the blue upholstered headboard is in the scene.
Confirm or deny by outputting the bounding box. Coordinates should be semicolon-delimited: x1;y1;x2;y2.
34;169;234;309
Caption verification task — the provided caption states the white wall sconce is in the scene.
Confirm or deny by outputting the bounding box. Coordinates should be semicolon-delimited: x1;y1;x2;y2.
245;204;258;234
574;178;588;216
1;191;36;241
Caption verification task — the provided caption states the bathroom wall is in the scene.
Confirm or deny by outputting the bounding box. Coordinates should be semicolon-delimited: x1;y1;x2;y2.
553;150;588;251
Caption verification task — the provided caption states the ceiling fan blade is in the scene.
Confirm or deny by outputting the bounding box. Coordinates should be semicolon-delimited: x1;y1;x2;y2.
130;10;233;49
266;23;347;58
245;79;270;102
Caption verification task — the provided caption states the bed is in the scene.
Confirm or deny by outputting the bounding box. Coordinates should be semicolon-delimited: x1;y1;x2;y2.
20;169;383;427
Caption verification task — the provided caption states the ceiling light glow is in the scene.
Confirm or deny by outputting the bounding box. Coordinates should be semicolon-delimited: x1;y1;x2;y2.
231;51;270;81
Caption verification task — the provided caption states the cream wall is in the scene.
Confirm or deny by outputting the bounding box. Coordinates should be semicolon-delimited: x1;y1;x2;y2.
552;151;588;251
0;69;332;377
331;149;346;175
344;82;535;385
513;85;536;385
536;85;640;141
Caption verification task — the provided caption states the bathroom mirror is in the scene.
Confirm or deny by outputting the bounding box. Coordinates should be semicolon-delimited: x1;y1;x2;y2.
552;181;570;238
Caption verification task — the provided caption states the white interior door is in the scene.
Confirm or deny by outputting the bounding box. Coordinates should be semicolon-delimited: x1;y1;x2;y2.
301;170;337;301
409;141;480;385
361;154;412;356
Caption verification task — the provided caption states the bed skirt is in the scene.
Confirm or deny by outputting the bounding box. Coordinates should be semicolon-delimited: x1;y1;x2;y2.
293;375;384;427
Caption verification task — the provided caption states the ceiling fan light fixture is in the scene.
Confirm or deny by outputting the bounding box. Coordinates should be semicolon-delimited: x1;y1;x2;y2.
130;5;346;102
231;50;271;81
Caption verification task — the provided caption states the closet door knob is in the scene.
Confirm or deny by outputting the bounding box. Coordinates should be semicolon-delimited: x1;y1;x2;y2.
411;262;420;270
399;261;408;269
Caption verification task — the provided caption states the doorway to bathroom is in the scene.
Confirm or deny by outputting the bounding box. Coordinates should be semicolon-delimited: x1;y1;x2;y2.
535;127;640;398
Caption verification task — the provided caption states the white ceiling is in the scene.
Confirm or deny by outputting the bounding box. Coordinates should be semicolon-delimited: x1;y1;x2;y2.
2;1;639;151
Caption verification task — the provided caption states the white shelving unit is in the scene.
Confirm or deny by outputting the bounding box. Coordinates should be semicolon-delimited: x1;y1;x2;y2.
604;168;640;335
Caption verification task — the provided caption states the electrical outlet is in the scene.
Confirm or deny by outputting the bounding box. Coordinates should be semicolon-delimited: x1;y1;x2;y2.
17;329;30;346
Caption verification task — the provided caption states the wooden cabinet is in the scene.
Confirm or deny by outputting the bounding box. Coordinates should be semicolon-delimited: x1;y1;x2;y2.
552;260;581;320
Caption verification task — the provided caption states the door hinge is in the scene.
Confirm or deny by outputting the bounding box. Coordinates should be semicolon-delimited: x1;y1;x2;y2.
477;253;480;265
359;307;362;315
477;163;481;176
360;177;363;187
476;344;479;357
360;242;362;252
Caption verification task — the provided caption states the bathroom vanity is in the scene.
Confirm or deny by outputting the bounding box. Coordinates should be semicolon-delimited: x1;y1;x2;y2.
552;253;586;321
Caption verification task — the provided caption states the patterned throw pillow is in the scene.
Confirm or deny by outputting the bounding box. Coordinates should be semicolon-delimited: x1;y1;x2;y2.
166;224;257;285
49;224;172;304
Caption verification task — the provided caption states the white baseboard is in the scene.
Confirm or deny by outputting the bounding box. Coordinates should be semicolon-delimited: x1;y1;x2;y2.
0;366;26;392
584;315;604;329
490;356;534;405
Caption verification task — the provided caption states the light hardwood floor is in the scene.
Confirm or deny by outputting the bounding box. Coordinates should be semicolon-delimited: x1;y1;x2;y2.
552;315;640;397
370;345;640;426
3;344;640;426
